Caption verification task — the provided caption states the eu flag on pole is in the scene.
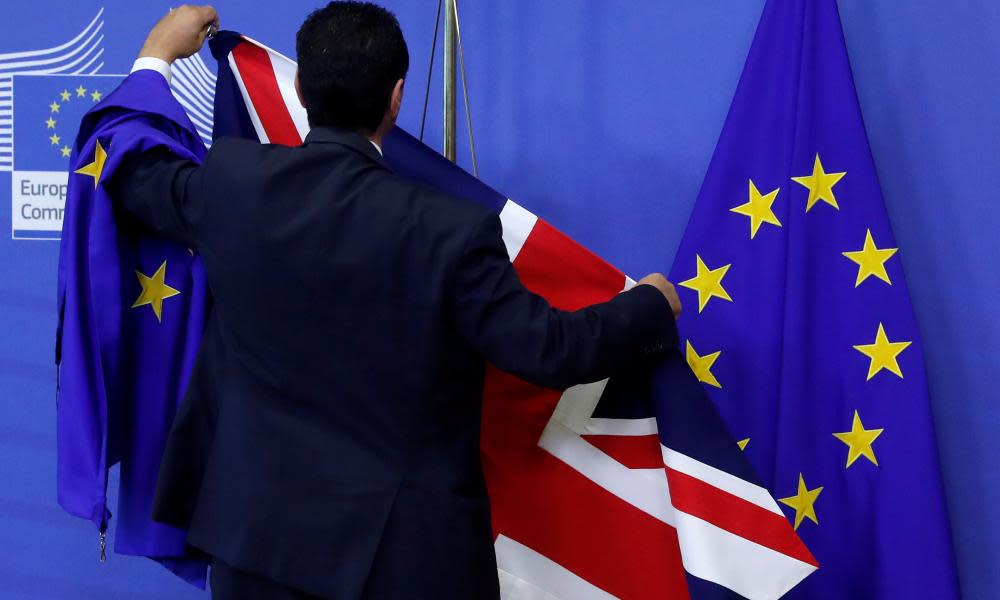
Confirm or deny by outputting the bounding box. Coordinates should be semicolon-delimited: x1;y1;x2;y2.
667;0;960;597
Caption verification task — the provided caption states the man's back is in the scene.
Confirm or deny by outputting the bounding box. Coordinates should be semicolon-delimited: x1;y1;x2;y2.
185;128;499;597
193;130;496;499
115;126;676;598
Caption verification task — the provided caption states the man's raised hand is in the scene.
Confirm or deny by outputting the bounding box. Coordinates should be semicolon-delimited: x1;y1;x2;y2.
139;5;219;64
636;273;682;319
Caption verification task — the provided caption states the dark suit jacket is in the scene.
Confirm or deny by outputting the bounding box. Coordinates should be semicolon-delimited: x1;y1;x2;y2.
112;126;676;599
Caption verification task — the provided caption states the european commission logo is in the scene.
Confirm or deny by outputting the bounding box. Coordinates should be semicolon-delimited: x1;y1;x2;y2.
10;74;121;239
2;8;215;240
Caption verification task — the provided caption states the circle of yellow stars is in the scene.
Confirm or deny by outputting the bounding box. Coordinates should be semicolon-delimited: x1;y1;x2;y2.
46;84;104;159
675;151;913;532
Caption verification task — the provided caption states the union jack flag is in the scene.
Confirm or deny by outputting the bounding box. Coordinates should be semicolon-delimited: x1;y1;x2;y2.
206;32;818;599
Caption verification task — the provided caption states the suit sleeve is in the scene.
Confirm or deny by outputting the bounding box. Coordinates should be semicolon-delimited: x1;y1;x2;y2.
450;212;678;390
109;149;208;248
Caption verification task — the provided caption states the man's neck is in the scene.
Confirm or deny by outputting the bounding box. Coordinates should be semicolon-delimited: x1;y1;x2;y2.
369;127;387;152
370;114;394;156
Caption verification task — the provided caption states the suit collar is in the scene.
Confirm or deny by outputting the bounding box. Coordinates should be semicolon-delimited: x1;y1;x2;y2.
304;126;388;168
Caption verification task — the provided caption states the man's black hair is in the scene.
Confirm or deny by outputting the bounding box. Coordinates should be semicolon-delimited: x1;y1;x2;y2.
296;1;409;133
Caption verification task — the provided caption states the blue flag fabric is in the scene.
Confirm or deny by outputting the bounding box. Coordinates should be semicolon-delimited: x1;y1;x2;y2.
56;70;210;586
667;0;960;597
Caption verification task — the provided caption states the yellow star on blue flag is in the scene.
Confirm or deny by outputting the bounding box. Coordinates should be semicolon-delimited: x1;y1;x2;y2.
132;261;182;322
74;139;108;189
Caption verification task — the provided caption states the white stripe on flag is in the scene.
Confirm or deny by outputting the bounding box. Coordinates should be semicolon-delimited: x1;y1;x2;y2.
552;380;608;434
673;511;817;600
265;49;310;142
584;417;657;436
661;446;783;516
228;52;270;144
496;535;617;600
499;200;537;262
540;383;675;526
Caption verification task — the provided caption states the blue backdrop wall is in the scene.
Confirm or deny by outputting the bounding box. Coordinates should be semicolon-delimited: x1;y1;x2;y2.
1;1;996;598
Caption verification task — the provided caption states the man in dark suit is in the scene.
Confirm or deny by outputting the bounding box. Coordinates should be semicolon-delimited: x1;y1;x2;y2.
118;3;682;599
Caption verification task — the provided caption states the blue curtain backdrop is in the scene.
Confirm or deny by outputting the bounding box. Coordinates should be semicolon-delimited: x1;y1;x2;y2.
0;1;996;598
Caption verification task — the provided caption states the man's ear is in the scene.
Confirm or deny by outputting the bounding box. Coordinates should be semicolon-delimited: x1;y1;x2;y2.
294;71;305;108
390;78;404;119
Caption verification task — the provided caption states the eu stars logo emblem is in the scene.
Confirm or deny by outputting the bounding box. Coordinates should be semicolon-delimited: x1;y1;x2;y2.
8;74;122;240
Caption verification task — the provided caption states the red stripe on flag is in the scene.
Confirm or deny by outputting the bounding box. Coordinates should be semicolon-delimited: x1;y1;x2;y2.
482;218;690;598
231;42;302;146
581;434;665;469
666;468;819;567
510;218;626;310
484;369;690;599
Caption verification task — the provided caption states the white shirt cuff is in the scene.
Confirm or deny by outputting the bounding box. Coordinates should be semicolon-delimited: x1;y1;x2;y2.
131;57;172;84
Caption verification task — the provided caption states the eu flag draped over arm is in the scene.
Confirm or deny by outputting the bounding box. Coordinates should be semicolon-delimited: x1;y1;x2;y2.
667;0;960;597
56;70;210;585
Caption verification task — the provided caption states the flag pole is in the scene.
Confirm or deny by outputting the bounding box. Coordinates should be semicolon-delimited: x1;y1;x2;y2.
442;0;457;162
